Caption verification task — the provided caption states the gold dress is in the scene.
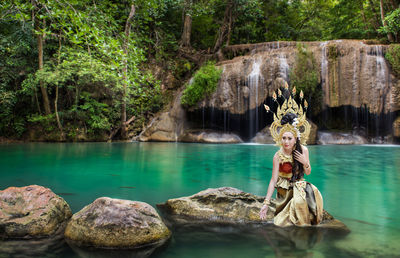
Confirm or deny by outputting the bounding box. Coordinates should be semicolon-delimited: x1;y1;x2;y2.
273;150;324;227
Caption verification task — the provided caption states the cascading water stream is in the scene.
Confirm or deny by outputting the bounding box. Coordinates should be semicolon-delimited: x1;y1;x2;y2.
278;53;289;81
320;41;329;109
247;58;263;137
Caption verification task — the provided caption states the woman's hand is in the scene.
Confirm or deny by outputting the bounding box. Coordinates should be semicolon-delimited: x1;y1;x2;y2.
293;150;307;165
259;204;269;220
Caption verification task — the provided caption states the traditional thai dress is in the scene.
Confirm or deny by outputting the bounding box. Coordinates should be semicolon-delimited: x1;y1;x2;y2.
273;149;324;227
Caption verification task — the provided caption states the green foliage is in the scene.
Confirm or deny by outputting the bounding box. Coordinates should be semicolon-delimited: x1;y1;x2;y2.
0;1;163;140
379;8;400;41
385;43;400;109
385;44;400;76
181;61;222;108
1;0;399;140
28;114;57;133
0;20;36;136
290;43;322;115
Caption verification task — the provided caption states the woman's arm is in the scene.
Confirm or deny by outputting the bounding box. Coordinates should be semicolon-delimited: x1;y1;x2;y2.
264;153;279;202
302;146;311;175
259;152;279;220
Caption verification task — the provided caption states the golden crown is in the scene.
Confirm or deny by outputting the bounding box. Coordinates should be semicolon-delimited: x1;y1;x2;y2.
264;82;311;146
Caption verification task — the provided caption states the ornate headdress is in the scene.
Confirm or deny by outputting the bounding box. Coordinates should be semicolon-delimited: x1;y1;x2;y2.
264;82;311;146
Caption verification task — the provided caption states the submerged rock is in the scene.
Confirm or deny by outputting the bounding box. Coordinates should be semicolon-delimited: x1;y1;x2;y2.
64;197;171;249
0;233;68;257
0;185;72;239
179;130;243;143
317;131;367;144
157;187;275;223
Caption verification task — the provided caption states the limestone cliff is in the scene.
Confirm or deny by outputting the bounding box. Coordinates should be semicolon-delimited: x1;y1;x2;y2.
201;40;398;115
139;40;399;142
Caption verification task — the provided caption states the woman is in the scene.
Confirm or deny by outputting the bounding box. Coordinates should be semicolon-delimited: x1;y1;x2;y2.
259;96;323;227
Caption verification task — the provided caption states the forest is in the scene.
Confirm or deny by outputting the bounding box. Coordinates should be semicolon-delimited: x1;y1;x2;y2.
1;0;399;141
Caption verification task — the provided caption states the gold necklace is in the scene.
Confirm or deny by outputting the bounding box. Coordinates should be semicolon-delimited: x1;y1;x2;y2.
278;149;293;163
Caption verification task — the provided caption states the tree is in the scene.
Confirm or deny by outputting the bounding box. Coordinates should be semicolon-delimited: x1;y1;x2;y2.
121;3;136;139
181;0;193;48
379;0;395;42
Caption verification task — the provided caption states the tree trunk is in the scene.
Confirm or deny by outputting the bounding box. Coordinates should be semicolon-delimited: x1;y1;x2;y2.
55;33;65;140
55;86;65;140
369;0;382;30
38;43;51;116
121;3;136;139
213;0;233;53
181;1;192;48
32;1;51;115
380;0;394;42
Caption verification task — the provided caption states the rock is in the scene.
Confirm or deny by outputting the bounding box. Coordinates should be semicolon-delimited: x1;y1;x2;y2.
393;117;400;139
0;234;68;257
209;40;398;115
318;210;350;232
0;185;72;239
370;135;393;144
251;126;274;144
179;130;243;143
157;187;275;224
307;120;318;145
68;243;164;258
158;187;350;234
64;197;171;249
138;91;187;142
317;131;368;144
138;112;178;142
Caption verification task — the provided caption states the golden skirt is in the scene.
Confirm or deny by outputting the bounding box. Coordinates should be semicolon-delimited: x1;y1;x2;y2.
274;180;323;227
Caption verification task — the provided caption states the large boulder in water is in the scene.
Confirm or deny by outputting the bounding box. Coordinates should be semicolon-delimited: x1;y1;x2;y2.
158;187;349;233
317;131;367;144
157;187;275;223
64;197;171;249
179;130;243;143
138;91;187;142
0;185;72;239
250;126;274;144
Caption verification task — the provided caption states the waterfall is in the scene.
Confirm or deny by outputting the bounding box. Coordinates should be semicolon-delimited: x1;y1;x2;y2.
278;53;289;81
248;58;263;136
320;41;329;106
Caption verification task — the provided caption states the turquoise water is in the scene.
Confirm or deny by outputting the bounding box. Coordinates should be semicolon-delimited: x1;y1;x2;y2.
1;142;400;257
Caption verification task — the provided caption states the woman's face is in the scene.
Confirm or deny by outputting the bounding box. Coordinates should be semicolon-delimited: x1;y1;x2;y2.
281;131;296;151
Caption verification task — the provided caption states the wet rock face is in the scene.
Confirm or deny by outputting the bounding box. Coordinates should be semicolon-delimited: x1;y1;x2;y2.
179;130;243;143
158;187;275;223
250;126;274;144
0;185;72;239
202;40;397;115
64;197;171;249
138;91;187;142
317;131;368;145
393;117;400;139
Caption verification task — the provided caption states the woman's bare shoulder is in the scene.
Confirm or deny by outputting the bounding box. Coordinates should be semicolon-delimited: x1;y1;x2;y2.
301;145;309;153
273;151;280;161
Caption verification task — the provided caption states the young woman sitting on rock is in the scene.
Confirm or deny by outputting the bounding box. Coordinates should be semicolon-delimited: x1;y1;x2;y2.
259;90;323;227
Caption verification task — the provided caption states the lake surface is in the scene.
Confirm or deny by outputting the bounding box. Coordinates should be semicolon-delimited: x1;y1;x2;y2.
1;142;400;257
